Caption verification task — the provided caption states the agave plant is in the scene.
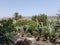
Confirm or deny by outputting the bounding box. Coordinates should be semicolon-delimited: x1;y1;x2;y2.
47;22;58;43
0;18;15;45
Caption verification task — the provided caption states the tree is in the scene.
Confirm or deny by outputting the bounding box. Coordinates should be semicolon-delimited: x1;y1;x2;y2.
37;14;47;25
32;15;37;21
56;10;60;24
32;14;47;25
14;12;22;20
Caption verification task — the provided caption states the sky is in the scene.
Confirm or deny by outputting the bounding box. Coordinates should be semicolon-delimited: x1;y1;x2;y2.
0;0;60;18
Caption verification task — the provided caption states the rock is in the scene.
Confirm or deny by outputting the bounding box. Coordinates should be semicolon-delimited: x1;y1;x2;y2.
14;39;32;45
14;37;40;45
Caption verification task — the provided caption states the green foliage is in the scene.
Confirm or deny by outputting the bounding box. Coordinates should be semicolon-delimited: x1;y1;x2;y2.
32;14;47;25
0;18;14;33
0;12;60;45
0;18;14;44
32;15;37;21
33;31;39;37
38;14;47;25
